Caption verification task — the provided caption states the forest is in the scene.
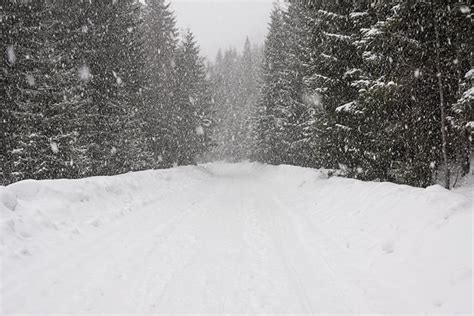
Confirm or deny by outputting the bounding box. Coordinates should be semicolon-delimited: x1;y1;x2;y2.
2;0;473;189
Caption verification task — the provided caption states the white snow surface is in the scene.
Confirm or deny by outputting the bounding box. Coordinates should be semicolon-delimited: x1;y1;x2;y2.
1;162;472;313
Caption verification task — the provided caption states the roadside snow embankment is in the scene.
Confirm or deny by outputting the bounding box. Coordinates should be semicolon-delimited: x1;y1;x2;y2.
1;162;472;313
1;166;209;264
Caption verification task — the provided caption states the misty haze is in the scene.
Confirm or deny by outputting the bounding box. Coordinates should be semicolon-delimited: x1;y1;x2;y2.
1;0;473;314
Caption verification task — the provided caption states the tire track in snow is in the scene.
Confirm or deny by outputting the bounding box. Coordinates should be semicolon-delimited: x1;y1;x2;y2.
262;193;315;312
136;180;227;311
272;189;410;312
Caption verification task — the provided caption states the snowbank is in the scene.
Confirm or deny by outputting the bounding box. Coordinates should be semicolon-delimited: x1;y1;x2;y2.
1;166;209;266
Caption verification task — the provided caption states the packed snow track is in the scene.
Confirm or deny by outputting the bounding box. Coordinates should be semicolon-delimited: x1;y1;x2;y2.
1;163;472;313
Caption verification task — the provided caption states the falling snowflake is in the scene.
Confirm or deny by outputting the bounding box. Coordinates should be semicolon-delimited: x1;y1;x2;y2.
111;147;117;155
112;71;123;85
302;92;322;107
26;74;35;86
81;25;88;33
50;142;59;154
79;65;92;82
414;69;421;78
195;126;205;136
460;5;470;14
6;46;16;64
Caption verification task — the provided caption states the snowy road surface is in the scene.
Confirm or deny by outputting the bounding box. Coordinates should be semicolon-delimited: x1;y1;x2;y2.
1;163;472;313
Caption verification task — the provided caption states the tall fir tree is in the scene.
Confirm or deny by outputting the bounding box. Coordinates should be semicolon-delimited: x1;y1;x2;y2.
172;30;213;165
2;0;83;182
345;0;472;187
256;5;291;164
2;0;148;183
142;0;178;167
209;40;262;162
2;1;50;183
255;0;472;188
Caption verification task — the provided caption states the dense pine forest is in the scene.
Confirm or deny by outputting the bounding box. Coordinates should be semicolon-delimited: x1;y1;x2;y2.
2;0;213;184
255;0;473;188
2;0;473;189
208;39;263;162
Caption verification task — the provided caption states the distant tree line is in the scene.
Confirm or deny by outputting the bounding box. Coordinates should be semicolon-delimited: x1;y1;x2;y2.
208;38;263;161
1;0;213;185
255;0;473;188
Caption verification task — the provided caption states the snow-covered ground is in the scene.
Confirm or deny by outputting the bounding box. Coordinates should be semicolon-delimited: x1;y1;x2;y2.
1;162;472;313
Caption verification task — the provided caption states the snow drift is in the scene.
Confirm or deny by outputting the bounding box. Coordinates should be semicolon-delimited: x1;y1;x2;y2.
1;162;472;313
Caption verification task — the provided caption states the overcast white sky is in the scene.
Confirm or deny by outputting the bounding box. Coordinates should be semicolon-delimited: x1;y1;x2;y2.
170;0;274;61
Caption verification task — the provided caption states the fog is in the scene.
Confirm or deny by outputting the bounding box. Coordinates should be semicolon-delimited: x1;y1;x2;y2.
170;0;273;60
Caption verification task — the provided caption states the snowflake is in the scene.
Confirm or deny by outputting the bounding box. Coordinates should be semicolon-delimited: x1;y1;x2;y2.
6;46;16;64
26;74;35;87
195;126;205;136
460;5;470;14
414;69;421;78
50;142;59;154
79;65;92;82
112;71;123;85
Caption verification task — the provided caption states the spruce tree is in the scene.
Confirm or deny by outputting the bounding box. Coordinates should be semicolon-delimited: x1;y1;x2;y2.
284;1;327;167
142;0;178;167
209;40;262;162
256;5;291;164
2;1;43;183
305;1;360;169
172;30;213;165
349;0;472;187
2;0;81;182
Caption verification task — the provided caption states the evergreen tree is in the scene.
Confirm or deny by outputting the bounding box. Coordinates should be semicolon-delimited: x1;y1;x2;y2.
254;0;471;188
329;0;395;180
2;0;147;183
105;0;148;173
304;0;360;169
210;47;241;160
284;1;322;167
2;0;82;182
238;38;258;159
172;30;213;165
2;1;45;183
142;0;178;167
209;40;262;162
256;5;291;164
346;0;472;187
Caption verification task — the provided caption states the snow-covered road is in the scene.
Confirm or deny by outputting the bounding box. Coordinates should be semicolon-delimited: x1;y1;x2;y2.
1;163;472;313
